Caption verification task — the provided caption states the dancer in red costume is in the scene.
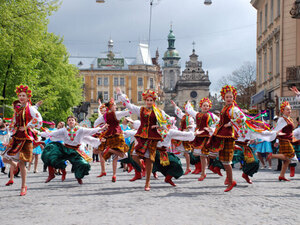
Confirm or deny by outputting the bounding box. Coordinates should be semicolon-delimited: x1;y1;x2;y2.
171;100;195;175
117;88;172;191
185;98;219;181
3;85;43;196
94;98;130;182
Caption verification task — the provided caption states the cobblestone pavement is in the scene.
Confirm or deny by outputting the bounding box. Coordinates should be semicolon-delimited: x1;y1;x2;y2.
1;158;300;225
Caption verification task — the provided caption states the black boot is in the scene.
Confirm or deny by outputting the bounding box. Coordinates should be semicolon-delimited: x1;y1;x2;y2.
1;167;7;174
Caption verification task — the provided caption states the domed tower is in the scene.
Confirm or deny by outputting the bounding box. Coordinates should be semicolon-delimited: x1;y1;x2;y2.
162;27;181;91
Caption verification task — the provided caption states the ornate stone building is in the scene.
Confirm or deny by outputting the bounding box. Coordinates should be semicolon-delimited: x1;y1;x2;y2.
251;0;300;121
70;39;161;119
162;28;211;115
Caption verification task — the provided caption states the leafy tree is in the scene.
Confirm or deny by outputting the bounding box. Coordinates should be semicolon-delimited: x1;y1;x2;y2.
0;0;83;122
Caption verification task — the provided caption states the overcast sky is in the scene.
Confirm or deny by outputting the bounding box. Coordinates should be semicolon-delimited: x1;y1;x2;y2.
48;0;257;91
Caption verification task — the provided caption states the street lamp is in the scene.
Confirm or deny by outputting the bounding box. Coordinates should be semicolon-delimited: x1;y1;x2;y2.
204;0;212;5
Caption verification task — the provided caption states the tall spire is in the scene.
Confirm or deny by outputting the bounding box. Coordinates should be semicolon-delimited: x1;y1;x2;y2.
192;41;195;54
167;24;176;50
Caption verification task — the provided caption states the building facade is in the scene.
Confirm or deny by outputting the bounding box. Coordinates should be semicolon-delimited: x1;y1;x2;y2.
251;0;300;120
70;40;161;118
162;28;211;115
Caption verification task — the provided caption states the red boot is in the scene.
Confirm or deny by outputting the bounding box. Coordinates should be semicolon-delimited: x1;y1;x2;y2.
192;162;202;174
208;165;215;173
224;180;237;192
165;175;176;186
77;178;83;184
213;167;223;176
184;168;191;175
45;166;55;183
127;163;133;173
242;172;252;184
290;166;295;177
97;172;107;178
61;169;67;182
130;169;142;182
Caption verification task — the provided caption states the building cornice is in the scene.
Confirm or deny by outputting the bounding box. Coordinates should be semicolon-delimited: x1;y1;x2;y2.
250;0;259;9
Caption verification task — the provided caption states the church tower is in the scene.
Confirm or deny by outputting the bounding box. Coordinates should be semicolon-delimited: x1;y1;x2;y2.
162;27;181;91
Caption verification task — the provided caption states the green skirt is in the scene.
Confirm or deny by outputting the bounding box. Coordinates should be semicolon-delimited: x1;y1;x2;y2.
233;144;259;177
120;143;142;172
152;151;183;179
189;152;200;165
41;142;91;179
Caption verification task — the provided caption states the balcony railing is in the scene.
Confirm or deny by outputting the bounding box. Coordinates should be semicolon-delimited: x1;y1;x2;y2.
286;66;300;81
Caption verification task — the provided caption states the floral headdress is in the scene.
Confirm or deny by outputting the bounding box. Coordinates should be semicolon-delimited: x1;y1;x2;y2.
142;90;158;101
105;98;115;110
199;97;212;109
15;85;32;98
220;85;237;100
280;101;290;113
100;104;107;110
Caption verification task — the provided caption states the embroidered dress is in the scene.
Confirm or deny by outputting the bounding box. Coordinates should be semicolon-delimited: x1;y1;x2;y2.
118;93;172;162
185;102;219;156
171;106;195;153
208;104;246;165
3;102;42;162
260;116;296;159
41;126;101;179
94;110;130;160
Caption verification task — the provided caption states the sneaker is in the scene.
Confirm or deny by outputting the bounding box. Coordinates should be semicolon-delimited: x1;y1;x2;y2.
268;167;272;170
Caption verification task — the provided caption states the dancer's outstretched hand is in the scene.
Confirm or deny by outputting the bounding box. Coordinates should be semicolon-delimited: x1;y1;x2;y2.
290;86;300;95
171;100;176;107
195;130;204;135
116;87;121;95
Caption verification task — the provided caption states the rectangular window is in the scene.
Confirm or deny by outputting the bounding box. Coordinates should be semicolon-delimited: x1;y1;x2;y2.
259;56;262;84
138;91;143;102
98;91;103;101
114;91;118;101
114;77;118;86
265;4;268;31
150;78;154;89
269;47;273;76
104;91;108;101
120;77;125;86
138;77;143;86
259;11;263;35
264;50;267;81
276;41;280;75
277;0;280;17
270;0;274;23
97;77;102;86
104;77;108;86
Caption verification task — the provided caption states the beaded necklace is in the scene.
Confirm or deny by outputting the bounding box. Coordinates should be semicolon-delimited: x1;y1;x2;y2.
67;126;79;141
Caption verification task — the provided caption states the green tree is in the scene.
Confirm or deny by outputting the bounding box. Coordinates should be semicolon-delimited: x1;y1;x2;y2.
0;0;83;122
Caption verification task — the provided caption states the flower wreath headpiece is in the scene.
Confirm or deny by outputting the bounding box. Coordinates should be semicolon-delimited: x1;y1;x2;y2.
142;90;158;101
220;85;237;100
280;101;290;113
199;97;212;109
15;85;32;98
